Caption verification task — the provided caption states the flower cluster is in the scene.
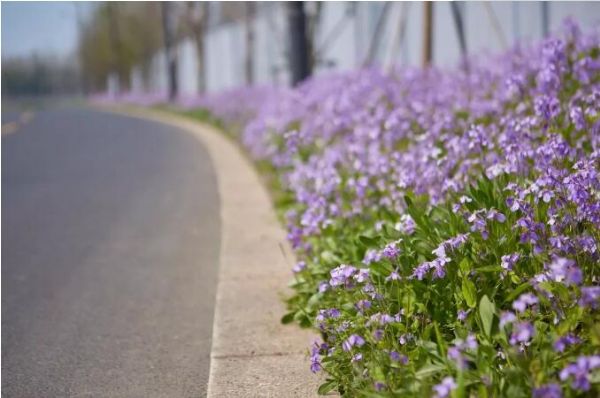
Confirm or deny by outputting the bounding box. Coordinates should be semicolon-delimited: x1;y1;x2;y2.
115;18;600;398
196;19;599;397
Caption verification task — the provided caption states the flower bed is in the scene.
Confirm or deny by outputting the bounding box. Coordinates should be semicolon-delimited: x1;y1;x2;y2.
204;20;600;397
111;19;600;397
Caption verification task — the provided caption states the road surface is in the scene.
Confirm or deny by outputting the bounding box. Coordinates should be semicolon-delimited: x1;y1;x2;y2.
2;107;220;397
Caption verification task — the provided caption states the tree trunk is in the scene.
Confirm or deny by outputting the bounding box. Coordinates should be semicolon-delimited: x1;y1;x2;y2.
187;2;207;94
245;3;255;85
287;2;311;86
161;1;178;101
422;2;433;67
107;3;127;92
450;1;468;69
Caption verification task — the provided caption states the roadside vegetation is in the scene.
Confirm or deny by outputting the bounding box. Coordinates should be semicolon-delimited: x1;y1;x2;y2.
104;20;600;397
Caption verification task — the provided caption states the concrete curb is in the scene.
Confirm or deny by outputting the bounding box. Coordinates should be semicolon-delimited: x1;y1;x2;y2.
96;106;322;397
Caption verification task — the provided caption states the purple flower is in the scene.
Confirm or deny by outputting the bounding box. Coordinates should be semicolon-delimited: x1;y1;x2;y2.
310;341;323;373
328;308;341;318
512;293;538;313
412;261;432;280
318;281;329;293
292;261;306;273
533;383;562;398
447;346;465;369
362;249;381;265
329;264;357;287
546;258;583;286
446;233;469;249
385;269;401;282
534;95;561;121
501;253;520;271
310;361;321;373
448;334;477;368
553;334;579;353
570;105;585;131
499;311;516;328
395;214;416;235
464;334;478;350
398;333;413;345
354;268;370;283
355;299;371;313
432;244;447;258
509;321;534;345
432;257;450;279
382;242;401;259
374;382;386;392
468;211;489;239
559;355;600;391
316;308;340;326
342;334;366;351
579;286;600;308
433;377;457;398
372;329;384;341
487;209;506;223
389;351;408;364
457;309;469;322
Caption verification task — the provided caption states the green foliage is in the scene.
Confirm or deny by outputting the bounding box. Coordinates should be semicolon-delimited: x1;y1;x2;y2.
79;3;163;91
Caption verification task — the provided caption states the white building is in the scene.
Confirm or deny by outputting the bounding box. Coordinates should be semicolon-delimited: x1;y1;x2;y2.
130;1;600;96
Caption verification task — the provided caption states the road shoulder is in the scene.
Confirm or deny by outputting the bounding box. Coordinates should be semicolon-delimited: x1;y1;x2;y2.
94;105;321;397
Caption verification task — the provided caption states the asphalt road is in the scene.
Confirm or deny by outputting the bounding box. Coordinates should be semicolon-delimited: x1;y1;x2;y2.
2;107;220;397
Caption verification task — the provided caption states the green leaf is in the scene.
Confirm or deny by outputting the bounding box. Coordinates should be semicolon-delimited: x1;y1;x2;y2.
280;312;295;325
479;295;496;337
475;265;503;273
458;257;471;275
462;279;477;308
320;250;341;265
293;311;312;328
299;316;312;328
504;282;530;303
415;363;445;379
317;380;337;395
358;235;378;247
455;369;466;398
433;321;447;356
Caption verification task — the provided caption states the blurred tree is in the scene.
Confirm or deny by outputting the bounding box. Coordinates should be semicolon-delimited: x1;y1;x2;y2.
161;1;178;100
182;2;209;93
78;2;163;93
245;2;255;85
306;2;322;70
2;55;80;97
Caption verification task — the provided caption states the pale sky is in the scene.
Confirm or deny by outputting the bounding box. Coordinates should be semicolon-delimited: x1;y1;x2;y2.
1;2;95;59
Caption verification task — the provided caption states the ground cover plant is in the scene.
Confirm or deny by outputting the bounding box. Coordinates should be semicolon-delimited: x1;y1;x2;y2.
108;19;600;397
209;20;600;397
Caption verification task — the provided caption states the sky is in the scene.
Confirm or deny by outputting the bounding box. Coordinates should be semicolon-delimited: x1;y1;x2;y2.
1;2;94;59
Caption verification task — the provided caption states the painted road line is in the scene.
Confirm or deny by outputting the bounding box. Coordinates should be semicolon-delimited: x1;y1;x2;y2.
2;111;34;136
2;121;19;136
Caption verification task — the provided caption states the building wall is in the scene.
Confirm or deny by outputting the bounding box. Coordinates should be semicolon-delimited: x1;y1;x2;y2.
131;1;600;96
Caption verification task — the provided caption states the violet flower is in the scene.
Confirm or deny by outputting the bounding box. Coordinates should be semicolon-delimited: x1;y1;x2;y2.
433;377;457;398
559;355;600;391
